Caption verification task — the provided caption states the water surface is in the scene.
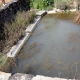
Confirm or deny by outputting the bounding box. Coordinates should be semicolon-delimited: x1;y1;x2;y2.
11;15;80;79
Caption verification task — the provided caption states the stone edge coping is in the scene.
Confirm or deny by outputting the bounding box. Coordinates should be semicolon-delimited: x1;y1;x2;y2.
25;16;41;33
32;75;75;80
0;71;11;80
0;71;76;80
7;33;30;57
36;10;47;16
47;8;77;14
9;73;34;80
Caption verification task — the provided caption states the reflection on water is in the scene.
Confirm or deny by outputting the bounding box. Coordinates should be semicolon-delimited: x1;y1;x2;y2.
11;15;80;79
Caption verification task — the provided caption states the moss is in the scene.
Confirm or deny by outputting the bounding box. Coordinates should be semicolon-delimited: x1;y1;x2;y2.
0;55;7;67
0;55;10;73
0;61;2;65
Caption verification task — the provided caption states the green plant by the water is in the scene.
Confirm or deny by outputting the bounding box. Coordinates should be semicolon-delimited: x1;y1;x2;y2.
30;0;54;10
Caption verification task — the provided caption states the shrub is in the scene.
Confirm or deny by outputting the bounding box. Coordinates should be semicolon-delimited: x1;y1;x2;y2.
0;11;35;54
30;0;54;10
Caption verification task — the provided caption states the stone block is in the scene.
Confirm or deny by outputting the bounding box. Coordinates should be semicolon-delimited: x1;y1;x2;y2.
0;71;11;80
32;75;73;80
9;73;34;80
25;16;41;33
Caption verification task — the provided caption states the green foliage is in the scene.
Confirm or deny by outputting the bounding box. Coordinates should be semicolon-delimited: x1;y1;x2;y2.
54;0;74;10
0;3;2;7
30;0;54;10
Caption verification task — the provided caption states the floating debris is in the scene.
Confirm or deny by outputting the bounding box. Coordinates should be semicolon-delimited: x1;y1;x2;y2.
32;29;43;36
25;64;30;73
27;42;36;49
67;32;80;43
69;47;75;51
43;63;52;71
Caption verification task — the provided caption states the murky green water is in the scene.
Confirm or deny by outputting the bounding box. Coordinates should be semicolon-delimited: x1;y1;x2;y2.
11;15;80;79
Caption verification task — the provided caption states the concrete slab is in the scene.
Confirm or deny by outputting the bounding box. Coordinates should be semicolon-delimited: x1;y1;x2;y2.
47;9;64;14
36;10;47;16
7;33;30;57
47;8;77;14
9;73;34;80
47;10;57;14
25;16;41;33
70;9;77;12
32;75;74;80
0;72;76;80
0;71;11;80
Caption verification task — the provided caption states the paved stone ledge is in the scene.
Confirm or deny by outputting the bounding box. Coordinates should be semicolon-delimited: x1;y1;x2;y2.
7;33;30;57
47;8;77;14
32;75;74;80
25;16;41;33
36;10;47;17
0;71;76;80
9;73;34;80
0;71;11;80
